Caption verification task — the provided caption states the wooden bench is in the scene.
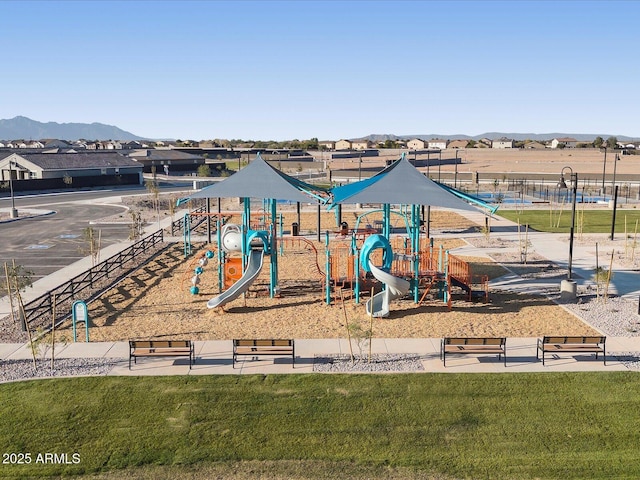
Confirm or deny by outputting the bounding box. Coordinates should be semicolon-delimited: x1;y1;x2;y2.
129;340;195;369
233;339;295;368
440;337;506;366
537;336;606;366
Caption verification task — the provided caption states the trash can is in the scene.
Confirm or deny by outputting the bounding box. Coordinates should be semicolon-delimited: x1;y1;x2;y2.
292;222;299;236
340;221;348;235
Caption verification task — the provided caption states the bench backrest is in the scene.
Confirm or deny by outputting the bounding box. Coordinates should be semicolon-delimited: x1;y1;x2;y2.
542;336;606;345
130;340;191;349
444;337;505;346
234;339;293;347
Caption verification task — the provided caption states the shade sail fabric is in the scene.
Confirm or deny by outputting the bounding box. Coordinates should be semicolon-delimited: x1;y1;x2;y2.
186;155;325;203
330;157;479;212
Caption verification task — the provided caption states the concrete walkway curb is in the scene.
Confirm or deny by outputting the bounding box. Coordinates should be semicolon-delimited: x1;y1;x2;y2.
2;337;638;376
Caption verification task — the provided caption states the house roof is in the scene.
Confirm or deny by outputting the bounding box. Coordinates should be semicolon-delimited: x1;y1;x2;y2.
12;152;141;170
128;149;204;162
184;154;329;203
329;156;478;211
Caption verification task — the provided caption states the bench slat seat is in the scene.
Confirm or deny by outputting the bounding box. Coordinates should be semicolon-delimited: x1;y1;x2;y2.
537;336;606;365
129;340;194;369
233;339;295;368
440;337;506;366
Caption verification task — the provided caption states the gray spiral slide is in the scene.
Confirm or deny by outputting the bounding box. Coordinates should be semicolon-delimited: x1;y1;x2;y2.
365;262;411;318
207;249;265;309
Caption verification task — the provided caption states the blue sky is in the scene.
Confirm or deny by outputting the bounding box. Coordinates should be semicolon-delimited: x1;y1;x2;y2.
2;1;638;140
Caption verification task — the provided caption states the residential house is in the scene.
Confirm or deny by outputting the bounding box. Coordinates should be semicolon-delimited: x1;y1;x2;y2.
447;139;468;149
44;139;72;149
351;140;373;150
407;138;427;150
335;139;353;150
428;138;448;150
0;152;143;191
551;137;577;148
318;140;336;150
491;138;514;149
523;141;546;149
127;149;206;173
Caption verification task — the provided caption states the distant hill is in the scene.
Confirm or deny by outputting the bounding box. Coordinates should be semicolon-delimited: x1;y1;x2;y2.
0;116;145;141
359;132;638;142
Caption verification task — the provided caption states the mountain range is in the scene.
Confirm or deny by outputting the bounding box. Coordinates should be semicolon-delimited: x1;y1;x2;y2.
0;116;636;143
0;116;144;142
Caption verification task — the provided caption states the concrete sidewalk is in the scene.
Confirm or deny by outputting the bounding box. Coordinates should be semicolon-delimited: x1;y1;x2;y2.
453;210;640;299
2;337;637;375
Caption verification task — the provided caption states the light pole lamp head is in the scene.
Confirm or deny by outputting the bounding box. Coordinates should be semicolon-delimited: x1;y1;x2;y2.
558;166;573;189
557;175;568;189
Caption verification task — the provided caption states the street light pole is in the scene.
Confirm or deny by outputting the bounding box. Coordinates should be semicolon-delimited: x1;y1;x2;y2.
454;160;458;188
558;166;578;282
8;160;18;219
612;153;619;193
601;147;607;194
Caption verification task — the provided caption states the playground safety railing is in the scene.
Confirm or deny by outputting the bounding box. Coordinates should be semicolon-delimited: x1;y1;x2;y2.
169;203;206;235
18;230;166;333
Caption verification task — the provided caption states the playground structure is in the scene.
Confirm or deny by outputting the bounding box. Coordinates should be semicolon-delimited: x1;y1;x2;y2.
324;216;488;314
181;204;488;316
178;153;493;316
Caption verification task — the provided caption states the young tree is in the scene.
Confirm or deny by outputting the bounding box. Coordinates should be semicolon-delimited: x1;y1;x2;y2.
80;227;101;266
606;136;618;149
197;164;212;177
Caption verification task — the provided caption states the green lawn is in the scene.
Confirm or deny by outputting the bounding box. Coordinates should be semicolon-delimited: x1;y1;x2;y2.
498;208;640;234
2;373;640;479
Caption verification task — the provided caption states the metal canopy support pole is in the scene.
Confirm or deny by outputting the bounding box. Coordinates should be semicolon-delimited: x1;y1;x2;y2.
412;204;420;303
217;209;223;293
242;197;250;271
270;198;277;298
317;202;321;242
206;198;212;245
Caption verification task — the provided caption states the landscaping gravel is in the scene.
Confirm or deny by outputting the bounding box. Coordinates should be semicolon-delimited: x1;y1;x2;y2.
313;354;424;373
558;294;640;337
0;357;121;383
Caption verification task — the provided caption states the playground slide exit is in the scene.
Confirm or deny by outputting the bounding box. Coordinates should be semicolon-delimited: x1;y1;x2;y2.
366;262;410;318
207;249;264;309
360;234;410;318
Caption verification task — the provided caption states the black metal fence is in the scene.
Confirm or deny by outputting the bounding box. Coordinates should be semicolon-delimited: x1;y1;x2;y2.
20;229;165;330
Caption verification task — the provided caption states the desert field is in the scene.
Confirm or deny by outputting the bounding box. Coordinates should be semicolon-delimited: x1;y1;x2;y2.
327;148;639;186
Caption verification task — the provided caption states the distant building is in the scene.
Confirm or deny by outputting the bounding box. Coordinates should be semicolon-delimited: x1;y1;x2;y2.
551;137;577;148
491;138;514;149
447;139;468;149
351;140;373;150
407;138;427;150
0;152;143;191
523;141;546;150
128;149;206;173
335;139;353;150
318;140;336;150
428;138;448;150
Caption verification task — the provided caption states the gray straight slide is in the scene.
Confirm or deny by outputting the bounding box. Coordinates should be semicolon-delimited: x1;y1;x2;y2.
207;249;265;309
365;262;411;318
